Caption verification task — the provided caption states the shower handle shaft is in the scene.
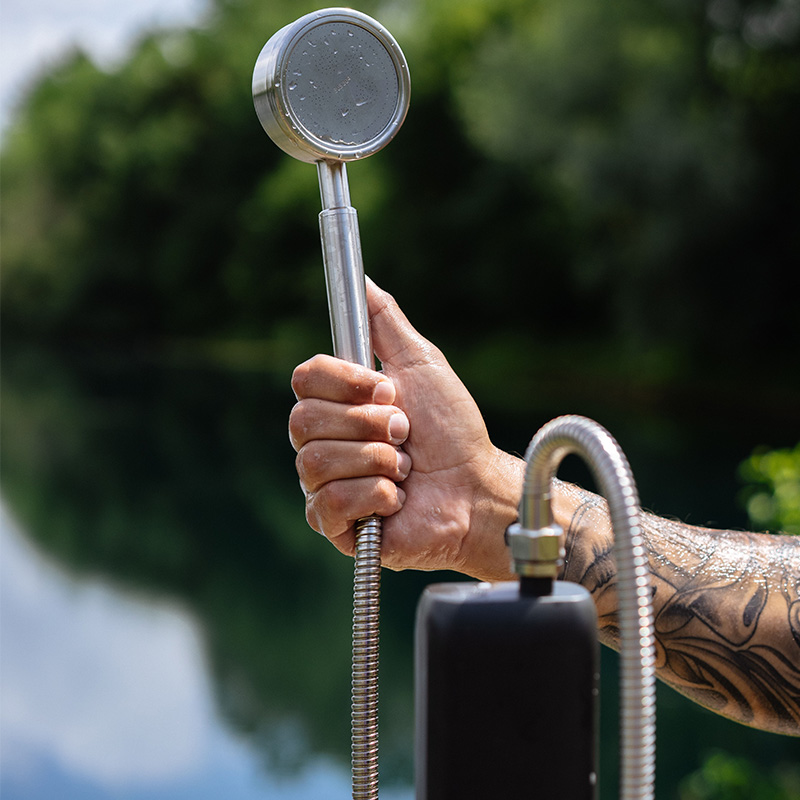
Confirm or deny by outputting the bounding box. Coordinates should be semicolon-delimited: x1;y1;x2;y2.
317;159;382;800
318;161;373;366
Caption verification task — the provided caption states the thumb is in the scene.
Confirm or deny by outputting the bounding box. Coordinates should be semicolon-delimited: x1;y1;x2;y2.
366;277;442;370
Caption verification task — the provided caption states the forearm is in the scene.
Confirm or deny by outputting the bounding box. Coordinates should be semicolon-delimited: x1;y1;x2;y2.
558;482;800;736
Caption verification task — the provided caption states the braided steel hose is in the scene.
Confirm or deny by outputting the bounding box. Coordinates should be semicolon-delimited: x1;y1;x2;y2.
520;415;657;800
351;515;382;799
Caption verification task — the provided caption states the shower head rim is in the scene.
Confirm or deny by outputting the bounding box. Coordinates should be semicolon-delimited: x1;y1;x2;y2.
252;7;410;164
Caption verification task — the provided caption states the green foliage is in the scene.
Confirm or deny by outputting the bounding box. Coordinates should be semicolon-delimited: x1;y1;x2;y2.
679;750;800;800
449;0;798;356
0;1;327;341
1;0;798;391
739;443;800;534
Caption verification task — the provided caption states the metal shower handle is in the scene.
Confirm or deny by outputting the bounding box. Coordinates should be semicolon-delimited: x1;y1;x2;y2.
316;160;373;366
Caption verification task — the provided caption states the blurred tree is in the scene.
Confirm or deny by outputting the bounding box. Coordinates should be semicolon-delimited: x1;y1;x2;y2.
447;0;800;363
739;442;800;534
0;0;323;343
1;0;798;390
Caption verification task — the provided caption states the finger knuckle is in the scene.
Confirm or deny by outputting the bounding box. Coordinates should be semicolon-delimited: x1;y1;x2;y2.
290;362;311;396
321;481;351;517
288;402;309;443
374;479;402;515
295;445;322;488
305;503;323;534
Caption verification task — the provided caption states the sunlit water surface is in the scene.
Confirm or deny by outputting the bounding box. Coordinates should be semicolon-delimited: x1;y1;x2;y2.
0;503;411;800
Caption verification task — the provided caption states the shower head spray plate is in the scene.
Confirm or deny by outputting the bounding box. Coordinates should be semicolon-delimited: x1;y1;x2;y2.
253;8;410;163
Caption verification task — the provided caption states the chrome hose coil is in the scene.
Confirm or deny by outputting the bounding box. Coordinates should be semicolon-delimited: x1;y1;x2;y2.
521;415;657;800
351;514;382;800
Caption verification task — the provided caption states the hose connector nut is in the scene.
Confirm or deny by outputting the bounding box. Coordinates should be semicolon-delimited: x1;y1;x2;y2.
506;523;565;579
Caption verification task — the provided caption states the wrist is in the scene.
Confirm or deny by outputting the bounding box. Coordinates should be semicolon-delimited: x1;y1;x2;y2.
457;452;615;587
461;448;525;582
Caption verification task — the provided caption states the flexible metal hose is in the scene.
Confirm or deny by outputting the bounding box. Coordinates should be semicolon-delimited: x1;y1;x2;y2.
351;515;382;799
520;415;657;800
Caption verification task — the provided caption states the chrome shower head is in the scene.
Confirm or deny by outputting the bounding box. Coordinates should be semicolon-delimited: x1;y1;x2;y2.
252;8;410;164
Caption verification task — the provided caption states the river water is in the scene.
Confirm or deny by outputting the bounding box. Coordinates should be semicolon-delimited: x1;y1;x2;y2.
1;346;797;799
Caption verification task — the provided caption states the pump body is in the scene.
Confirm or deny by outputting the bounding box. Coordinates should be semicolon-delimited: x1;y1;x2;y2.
415;579;598;800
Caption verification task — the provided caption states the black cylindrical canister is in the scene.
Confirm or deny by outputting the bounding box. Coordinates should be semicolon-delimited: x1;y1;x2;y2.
415;580;598;799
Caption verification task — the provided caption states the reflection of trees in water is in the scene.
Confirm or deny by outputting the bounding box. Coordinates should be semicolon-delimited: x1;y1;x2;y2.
0;346;420;781
2;347;798;797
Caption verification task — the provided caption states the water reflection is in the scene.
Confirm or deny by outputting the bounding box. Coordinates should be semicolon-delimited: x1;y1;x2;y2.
0;346;417;799
0;503;385;800
1;345;796;799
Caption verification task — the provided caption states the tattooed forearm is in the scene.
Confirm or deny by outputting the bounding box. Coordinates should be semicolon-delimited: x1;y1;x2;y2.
558;484;800;736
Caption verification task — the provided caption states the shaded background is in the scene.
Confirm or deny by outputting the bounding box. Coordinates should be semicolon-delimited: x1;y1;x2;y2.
1;0;799;797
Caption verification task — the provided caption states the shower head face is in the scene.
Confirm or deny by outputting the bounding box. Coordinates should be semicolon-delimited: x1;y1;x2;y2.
253;8;410;163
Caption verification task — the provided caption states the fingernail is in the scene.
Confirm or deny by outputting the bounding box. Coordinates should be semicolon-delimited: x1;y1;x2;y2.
397;450;412;478
389;413;409;445
396;486;407;506
373;380;395;405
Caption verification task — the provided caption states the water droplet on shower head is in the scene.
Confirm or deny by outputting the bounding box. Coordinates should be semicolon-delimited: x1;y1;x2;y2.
254;11;409;161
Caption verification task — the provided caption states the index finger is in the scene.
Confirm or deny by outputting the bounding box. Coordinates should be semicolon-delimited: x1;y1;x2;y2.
291;354;396;405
